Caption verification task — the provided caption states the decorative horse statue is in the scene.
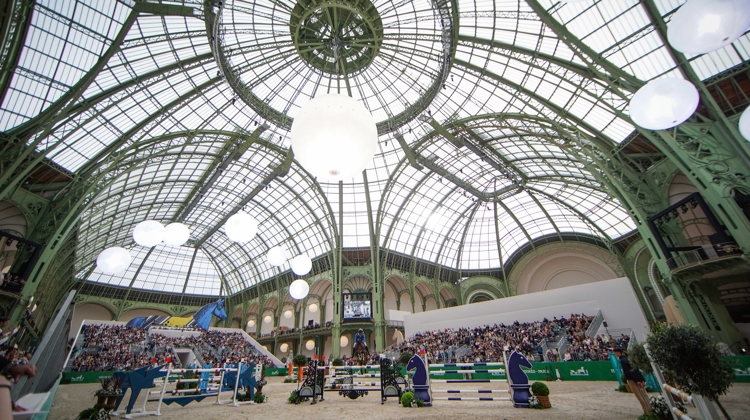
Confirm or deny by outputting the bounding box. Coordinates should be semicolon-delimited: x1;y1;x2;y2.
125;299;228;331
192;299;228;331
352;341;369;368
507;351;533;407
406;354;431;406
392;329;404;346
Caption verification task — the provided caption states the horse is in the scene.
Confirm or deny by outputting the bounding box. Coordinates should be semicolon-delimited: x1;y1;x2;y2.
352;341;369;368
125;299;228;331
507;351;533;385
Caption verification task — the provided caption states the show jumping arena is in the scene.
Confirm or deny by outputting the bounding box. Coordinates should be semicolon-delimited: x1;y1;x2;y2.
48;376;750;420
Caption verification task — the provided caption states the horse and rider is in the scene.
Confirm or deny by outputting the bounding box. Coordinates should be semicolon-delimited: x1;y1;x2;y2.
352;328;370;367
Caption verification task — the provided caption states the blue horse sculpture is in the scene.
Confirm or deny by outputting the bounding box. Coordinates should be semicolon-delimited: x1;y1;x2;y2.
126;299;228;331
406;355;431;407
507;351;533;407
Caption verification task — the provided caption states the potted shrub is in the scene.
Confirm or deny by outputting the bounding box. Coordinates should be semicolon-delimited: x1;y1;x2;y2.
332;358;345;366
293;354;308;383
400;391;415;407
94;375;124;411
531;381;551;408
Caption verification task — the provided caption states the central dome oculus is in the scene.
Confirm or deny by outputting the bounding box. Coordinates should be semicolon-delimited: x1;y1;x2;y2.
290;0;383;75
212;0;454;134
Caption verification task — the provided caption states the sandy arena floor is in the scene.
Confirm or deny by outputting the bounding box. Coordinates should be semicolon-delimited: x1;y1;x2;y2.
48;377;749;420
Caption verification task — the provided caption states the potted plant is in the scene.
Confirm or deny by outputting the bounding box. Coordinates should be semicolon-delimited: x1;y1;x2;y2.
646;323;734;419
293;354;308;383
332;358;345;367
94;375;124;411
531;381;551;408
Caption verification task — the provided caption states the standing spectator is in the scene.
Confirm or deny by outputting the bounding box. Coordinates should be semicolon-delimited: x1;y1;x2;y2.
613;347;649;415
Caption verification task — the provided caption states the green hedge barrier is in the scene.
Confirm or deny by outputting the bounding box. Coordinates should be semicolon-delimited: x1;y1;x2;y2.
61;357;750;385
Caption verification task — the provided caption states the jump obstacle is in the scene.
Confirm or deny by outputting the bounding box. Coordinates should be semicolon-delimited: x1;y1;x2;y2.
111;362;260;418
405;351;532;407
292;357;406;404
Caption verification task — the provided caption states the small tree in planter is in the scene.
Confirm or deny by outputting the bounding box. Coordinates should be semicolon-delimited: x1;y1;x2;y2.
531;381;551;408
293;354;308;383
646;323;734;419
332;358;345;367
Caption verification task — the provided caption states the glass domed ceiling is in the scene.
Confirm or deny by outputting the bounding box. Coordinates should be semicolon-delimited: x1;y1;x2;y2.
1;0;747;296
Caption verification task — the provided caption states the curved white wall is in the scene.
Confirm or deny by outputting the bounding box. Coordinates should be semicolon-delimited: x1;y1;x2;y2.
513;244;621;295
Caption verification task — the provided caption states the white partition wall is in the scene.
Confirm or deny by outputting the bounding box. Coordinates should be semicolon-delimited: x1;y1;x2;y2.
404;277;650;341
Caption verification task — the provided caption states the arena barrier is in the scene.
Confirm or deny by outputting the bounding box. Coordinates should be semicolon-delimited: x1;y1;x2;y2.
407;351;532;408
118;363;258;418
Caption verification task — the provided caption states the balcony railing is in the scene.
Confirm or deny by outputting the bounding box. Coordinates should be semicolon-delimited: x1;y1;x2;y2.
666;242;742;271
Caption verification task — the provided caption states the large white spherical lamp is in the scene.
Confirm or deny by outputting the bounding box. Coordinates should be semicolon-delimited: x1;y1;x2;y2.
267;246;288;266
97;247;132;274
289;279;310;300
340;335;349;347
263;315;272;324
629;79;699;130
290;254;313;276
163;223;190;246
308;303;318;313
305;340;315;351
291;94;378;181
667;0;750;55
283;309;293;319
280;343;289;353
133;220;165;247
739;107;750;141
225;212;259;242
247;319;255;328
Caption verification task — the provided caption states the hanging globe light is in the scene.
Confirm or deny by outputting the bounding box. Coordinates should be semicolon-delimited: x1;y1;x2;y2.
290;254;313;276
340;335;349;347
289;279;310;300
133;220;165;247
629;79;699;130
96;247;132;274
667;0;750;55
305;340;315;351
263;315;273;324
247;319;255;328
283;309;293;319
290;94;378;181
308;303;318;313
163;223;190;246
267;246;288;266
225;211;259;243
739;106;750;141
280;343;289;353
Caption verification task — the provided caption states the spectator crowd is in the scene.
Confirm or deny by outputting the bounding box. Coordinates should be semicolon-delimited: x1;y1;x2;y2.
69;324;273;372
388;313;619;363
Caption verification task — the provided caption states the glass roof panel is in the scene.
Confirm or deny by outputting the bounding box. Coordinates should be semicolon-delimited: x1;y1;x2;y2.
6;0;742;297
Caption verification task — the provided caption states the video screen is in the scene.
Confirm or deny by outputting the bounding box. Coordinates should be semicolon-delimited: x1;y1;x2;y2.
343;293;372;321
